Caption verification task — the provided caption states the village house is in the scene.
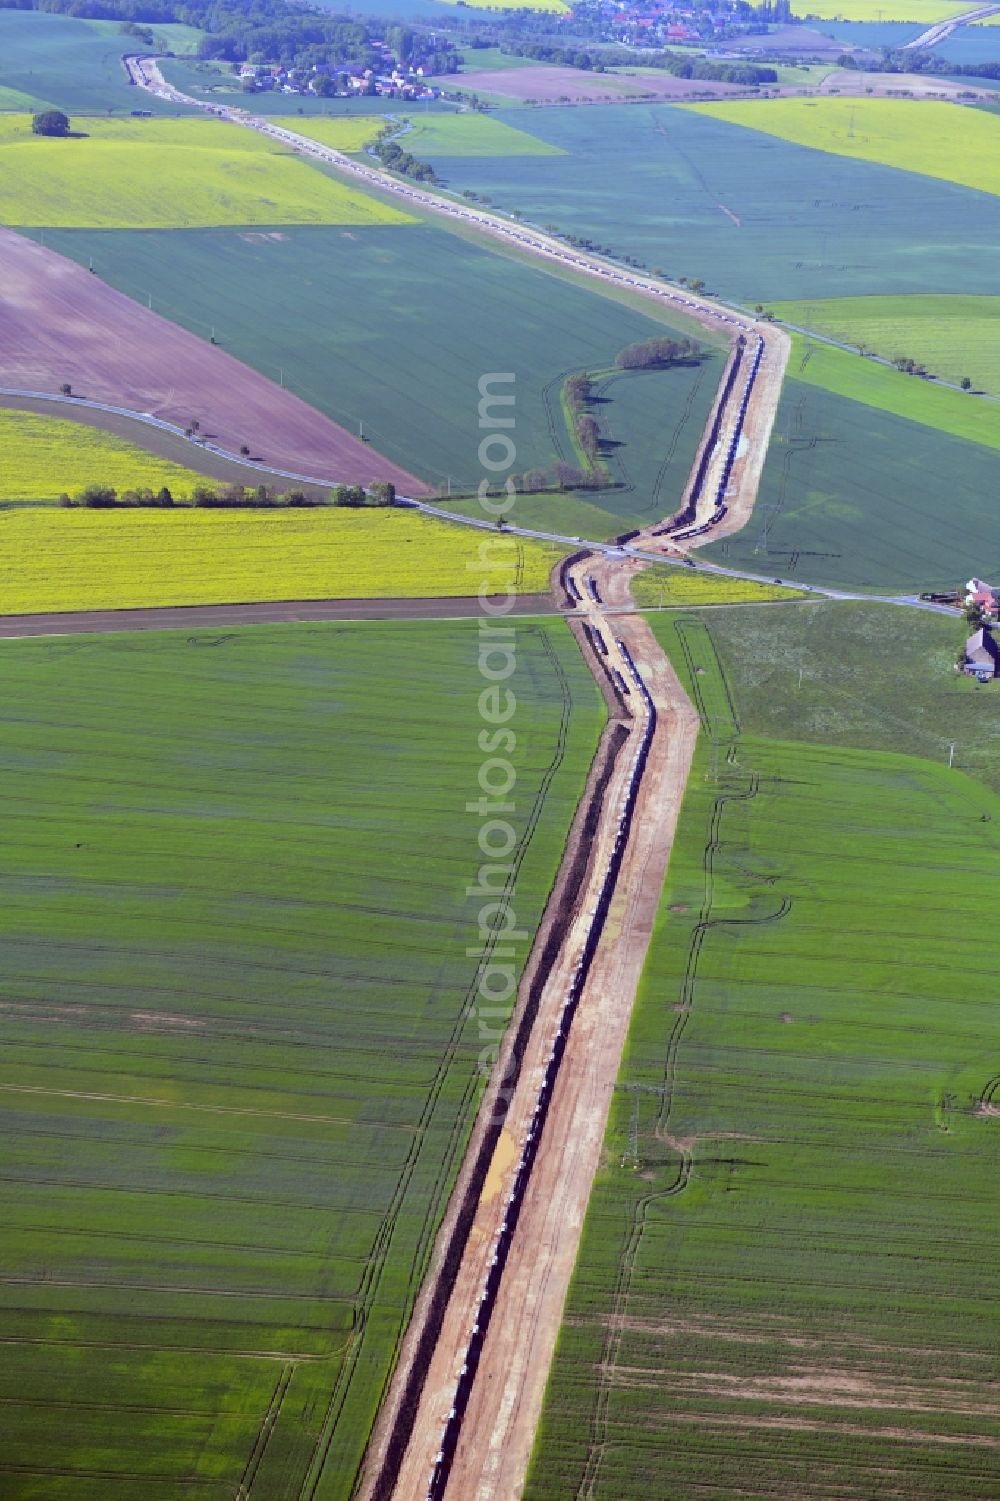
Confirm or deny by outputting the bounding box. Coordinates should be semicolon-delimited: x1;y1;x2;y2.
965;578;999;618
962;626;1000;682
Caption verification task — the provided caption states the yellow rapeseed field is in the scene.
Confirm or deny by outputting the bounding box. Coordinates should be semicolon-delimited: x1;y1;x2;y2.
631;568;803;609
270;115;388;153
686;98;1000;199
0;509;562;614
0;114;414;228
0;408;213;502
789;0;970;20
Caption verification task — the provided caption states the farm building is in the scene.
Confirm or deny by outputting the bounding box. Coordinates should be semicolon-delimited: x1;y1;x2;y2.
965;577;998;617
963;626;1000;682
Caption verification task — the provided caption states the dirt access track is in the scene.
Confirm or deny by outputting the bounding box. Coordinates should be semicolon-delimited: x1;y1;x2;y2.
367;551;699;1501
0;227;428;494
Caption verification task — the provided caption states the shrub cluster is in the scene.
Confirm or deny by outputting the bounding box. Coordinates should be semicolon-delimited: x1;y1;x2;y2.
615;336;701;370
369;130;438;185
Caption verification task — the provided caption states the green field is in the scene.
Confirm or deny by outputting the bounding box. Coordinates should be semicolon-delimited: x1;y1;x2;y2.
0;407;217;504
769;61;839;85
526;612;1000;1501
0;617;603;1500
407;103;1000;303
0;114;411;229
46;222;710;490
773;295;1000;396
395;112;563;156
289;111;561;157
0;507;561;613
81;18;205;55
688;97;1000;198
784;333;1000;449
665;599;1000;792
449;46;548;72
0;10;195;114
700;372;1000;593
442;355;721;538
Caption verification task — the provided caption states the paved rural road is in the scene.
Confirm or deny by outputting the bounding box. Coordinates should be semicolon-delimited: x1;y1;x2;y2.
905;2;1000;48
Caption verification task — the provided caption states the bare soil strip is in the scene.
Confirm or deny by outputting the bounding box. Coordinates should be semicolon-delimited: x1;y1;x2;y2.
0;227;428;494
0;594;555;638
369;540;698;1501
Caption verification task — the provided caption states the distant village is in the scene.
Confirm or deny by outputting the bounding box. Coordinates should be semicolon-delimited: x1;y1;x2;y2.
236;39;442;102
600;0;775;49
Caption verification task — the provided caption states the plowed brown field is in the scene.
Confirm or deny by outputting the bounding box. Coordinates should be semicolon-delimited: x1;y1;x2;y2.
0;227;429;493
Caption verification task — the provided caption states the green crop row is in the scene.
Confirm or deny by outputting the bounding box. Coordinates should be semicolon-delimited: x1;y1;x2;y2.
526;613;1000;1500
0;619;604;1499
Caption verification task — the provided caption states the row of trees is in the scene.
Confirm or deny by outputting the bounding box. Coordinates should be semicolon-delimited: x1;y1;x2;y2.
892;355;973;390
838;48;1000;82
467;40;776;87
615;336;701;370
60;480;397;508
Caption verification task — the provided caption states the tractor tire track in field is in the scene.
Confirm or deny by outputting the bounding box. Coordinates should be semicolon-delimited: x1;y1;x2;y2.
579;620;791;1499
379;549;699;1501
239;1362;294;1501
295;625;576;1501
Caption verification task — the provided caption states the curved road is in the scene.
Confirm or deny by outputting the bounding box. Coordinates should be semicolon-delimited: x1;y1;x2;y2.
905;2;1000;48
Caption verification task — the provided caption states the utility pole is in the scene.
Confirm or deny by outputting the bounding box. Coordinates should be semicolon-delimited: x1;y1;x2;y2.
947;741;957;769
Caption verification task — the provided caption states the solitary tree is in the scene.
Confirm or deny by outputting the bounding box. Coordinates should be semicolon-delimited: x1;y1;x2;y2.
60;382;72;397
961;376;973;392
576;414;600;461
32;110;70;137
